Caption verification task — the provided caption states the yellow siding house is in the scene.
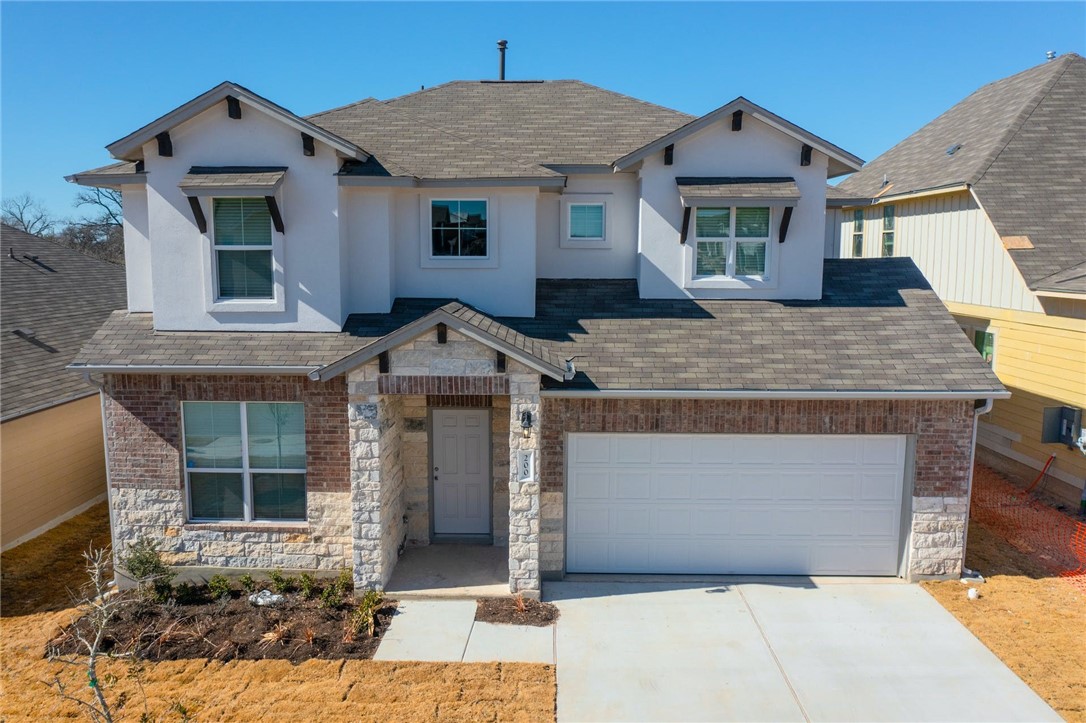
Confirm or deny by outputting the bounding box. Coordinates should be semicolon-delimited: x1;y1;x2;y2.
829;54;1086;505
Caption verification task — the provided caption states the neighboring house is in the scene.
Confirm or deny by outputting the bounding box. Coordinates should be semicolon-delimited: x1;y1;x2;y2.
0;223;127;550
830;54;1086;505
67;77;1003;595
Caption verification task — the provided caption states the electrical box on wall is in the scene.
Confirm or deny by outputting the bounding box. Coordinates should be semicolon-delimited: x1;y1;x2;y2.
1041;406;1082;447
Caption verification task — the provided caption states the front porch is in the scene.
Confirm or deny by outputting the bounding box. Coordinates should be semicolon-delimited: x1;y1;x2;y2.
384;544;509;598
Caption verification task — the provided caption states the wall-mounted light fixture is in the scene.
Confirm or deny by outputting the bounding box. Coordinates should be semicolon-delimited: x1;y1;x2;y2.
520;410;533;438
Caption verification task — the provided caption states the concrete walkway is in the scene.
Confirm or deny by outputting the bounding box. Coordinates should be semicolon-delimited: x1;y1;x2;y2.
549;581;1059;723
374;599;554;663
385;546;509;599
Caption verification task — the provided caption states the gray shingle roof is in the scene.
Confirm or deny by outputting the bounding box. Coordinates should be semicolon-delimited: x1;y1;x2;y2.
179;166;287;190
72;259;1002;396
676;177;800;201
1;224;127;420
839;54;1085;289
353;80;694;168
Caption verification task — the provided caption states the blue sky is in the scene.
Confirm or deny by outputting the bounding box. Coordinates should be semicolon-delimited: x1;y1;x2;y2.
2;1;1084;221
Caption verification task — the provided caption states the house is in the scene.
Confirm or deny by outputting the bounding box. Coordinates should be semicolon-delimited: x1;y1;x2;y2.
830;54;1086;506
1;223;127;550
67;76;1004;595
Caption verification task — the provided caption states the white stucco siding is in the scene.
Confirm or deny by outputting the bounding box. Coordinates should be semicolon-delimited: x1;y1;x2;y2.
120;185;152;311
389;188;538;317
838;191;1043;313
637;117;829;300
343;188;394;313
536;173;639;279
142;103;345;331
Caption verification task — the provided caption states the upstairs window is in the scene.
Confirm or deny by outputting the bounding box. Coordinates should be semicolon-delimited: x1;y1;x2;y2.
569;203;605;240
852;209;865;257
881;205;895;257
973;329;995;366
431;200;488;257
214;198;273;299
183;401;307;522
693;206;770;278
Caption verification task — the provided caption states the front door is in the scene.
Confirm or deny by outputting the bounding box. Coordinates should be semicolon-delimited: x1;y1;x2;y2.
432;409;491;536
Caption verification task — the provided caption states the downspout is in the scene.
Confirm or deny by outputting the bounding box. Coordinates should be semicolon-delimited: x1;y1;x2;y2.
83;372;119;584
962;397;994;576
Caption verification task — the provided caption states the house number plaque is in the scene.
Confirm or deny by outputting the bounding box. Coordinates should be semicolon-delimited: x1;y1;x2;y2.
516;450;536;482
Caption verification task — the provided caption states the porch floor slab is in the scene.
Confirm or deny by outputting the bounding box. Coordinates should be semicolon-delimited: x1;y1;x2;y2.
385;544;510;599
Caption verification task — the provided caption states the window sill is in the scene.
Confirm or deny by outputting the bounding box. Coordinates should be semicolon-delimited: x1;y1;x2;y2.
207;297;285;313
685;276;777;290
560;237;611;249
184;521;308;533
420;256;499;270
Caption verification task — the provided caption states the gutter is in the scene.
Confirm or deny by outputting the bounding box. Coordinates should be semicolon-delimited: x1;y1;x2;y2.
540;389;1010;401
67;364;318;376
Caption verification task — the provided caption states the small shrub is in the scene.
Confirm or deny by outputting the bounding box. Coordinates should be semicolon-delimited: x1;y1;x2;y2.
238;573;257;594
302;626;316;646
298;573;319;600
208;574;232;600
268;569;296;595
119;537;175;603
319;583;343;611
172;581;204;605
347;590;384;639
335;567;354;595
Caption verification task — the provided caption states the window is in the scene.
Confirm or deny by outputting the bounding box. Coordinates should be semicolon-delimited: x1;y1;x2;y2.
213;198;273;299
973;330;995;366
569;203;605;240
852;209;865;257
183;401;306;522
693;206;770;278
881;205;895;257
431;200;488;257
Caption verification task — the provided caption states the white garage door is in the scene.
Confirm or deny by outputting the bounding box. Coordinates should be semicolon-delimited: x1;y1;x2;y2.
566;433;907;576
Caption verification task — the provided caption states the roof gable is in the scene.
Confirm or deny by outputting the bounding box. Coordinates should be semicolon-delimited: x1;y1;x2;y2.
614;97;863;177
106;81;368;162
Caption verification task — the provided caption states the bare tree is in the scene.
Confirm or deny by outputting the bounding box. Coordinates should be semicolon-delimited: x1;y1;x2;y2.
75;187;123;228
2;193;56;235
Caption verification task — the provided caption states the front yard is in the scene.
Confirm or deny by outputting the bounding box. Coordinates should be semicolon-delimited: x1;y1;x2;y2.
0;504;555;722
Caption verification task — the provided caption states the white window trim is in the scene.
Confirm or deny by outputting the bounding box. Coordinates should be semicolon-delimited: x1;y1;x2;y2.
181;401;307;523
684;205;778;290
200;196;286;313
881;205;896;258
561;194;612;248
420;196;498;269
851;209;865;258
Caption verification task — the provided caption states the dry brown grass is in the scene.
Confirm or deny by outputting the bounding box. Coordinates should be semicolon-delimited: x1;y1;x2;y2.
923;522;1086;722
0;504;556;722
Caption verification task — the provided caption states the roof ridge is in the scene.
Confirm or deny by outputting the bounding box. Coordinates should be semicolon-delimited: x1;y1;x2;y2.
381;79;462;104
971;55;1078;187
368;99;561;176
565;79;694;120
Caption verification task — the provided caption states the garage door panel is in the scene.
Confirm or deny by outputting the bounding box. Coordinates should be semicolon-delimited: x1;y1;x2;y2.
567;433;906;576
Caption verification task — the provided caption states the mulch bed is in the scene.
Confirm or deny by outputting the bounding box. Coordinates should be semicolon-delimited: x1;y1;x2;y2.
47;589;397;665
475;597;559;626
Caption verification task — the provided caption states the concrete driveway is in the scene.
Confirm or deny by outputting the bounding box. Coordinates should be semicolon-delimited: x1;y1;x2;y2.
548;580;1059;723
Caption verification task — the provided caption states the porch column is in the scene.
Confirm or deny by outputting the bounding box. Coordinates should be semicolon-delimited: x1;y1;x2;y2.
508;364;542;596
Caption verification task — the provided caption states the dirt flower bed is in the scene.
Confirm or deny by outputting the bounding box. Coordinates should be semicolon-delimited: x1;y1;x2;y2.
48;587;397;664
476;596;560;626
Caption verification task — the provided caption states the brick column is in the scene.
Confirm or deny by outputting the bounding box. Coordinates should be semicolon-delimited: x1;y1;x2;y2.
507;363;542;597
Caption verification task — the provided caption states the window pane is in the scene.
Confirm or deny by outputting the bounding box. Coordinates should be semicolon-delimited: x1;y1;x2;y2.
217;250;273;298
247;403;306;469
735;241;767;276
974;331;994;366
183;402;242;469
853;209;864;229
252;473;307;521
696;241;727;276
459;227;487;257
431;200;457;228
458;200;487;225
882;232;894;257
432;228;458;256
570;204;605;238
214;198;271;246
883;205;895;231
735;207;770;238
189;472;244;520
695;208;730;238
852;233;864;258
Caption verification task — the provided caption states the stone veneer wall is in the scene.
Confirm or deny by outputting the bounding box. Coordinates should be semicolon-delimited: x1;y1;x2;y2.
102;374;351;573
540;398;976;580
507;362;542;594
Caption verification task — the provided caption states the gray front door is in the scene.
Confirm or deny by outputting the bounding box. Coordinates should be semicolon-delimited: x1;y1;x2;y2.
432;409;491;536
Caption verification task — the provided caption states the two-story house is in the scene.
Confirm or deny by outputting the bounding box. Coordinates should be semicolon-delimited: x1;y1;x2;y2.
830;54;1085;507
68;77;1003;595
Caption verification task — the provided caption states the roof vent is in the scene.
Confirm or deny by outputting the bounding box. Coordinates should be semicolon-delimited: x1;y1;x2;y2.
881;174;890;188
498;39;508;80
946;143;962;156
12;327;36;338
1046;50;1057;61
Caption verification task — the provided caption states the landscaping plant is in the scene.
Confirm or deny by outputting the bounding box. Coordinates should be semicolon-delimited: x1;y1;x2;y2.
268;569;297;594
207;574;232;600
347;590;384;640
298;572;319;600
238;573;257;594
118;537;175;603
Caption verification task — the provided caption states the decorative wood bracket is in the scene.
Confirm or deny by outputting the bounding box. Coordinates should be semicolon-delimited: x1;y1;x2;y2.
264;196;285;233
800;144;812;166
779;206;793;244
187;196;207;234
227;96;242;119
680;206;692;244
156;131;173;157
496;351;507;373
731;110;743;131
135;160;145;173
436;323;448;344
378;351;390;374
302;133;315;157
664;144;674;166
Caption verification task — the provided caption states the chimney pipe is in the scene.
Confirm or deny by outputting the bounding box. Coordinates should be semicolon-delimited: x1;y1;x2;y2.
498;40;508;80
